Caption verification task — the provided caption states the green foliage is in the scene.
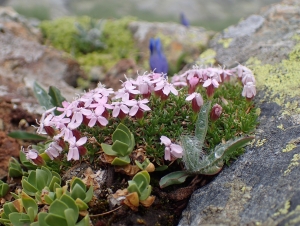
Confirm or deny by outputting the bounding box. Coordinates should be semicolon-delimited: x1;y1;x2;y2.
0;180;9;198
8;157;25;178
68;177;93;211
127;171;152;201
39;16;137;74
22;166;61;197
33;82;66;111
74;19;106;54
101;123;135;165
159;96;255;187
8;131;47;141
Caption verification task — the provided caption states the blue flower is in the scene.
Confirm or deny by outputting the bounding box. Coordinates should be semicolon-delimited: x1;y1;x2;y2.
180;12;190;27
149;38;168;74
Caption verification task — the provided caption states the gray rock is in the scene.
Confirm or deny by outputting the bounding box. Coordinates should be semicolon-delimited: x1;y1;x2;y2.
180;0;300;225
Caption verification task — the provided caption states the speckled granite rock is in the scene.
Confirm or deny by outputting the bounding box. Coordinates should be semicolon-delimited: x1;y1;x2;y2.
180;0;300;225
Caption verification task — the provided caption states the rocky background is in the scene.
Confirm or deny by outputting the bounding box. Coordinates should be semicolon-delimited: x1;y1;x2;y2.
0;0;300;225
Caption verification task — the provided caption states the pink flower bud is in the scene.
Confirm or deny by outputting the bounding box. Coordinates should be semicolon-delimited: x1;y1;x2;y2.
210;104;222;121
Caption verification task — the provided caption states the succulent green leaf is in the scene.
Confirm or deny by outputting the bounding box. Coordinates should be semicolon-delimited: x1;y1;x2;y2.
198;162;224;175
9;213;31;226
112;129;130;145
111;140;130;157
132;172;149;192
64;209;76;226
75;214;90;226
111;156;130;165
33;82;54;110
27;171;37;186
48;86;66;108
22;192;38;220
83;185;93;203
70;184;86;201
45;214;68;226
135;158;150;171
101;143;118;156
48;199;68;217
75;198;89;211
9;165;23;178
49;176;61;192
34;212;48;226
0;180;9;197
22;178;38;196
127;182;139;195
159;171;191;188
3;202;18;215
36;169;49;191
70;177;86;191
44;194;54;204
60;194;79;221
116;123;135;149
139;185;152;201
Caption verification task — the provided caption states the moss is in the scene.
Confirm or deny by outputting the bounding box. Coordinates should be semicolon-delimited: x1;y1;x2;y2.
197;49;217;65
40;16;138;75
217;38;233;48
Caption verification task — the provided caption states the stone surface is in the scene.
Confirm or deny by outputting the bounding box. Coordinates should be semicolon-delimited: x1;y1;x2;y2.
180;0;300;225
0;7;86;114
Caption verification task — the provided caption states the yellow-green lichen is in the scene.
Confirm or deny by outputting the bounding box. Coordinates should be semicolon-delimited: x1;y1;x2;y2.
197;48;216;65
255;108;261;116
273;200;291;217
256;139;267;147
284;153;300;175
277;124;285;130
282;143;297;153
246;35;300;113
218;38;233;48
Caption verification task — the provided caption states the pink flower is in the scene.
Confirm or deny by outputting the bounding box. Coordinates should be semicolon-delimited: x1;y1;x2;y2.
24;147;45;166
160;136;183;161
45;141;63;160
67;136;87;161
186;92;203;112
171;75;187;87
203;72;220;98
125;99;151;119
86;110;109;127
111;99;130;119
210;104;223;121
242;82;256;100
154;79;178;100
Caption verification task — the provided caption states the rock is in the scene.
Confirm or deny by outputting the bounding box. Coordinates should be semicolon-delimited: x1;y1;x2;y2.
0;7;86;114
129;21;214;72
180;0;300;225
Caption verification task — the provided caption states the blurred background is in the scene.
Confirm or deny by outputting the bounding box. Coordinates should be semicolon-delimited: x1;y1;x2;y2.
1;0;281;31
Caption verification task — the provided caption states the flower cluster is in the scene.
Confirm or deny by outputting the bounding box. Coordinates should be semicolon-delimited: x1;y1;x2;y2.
29;65;256;163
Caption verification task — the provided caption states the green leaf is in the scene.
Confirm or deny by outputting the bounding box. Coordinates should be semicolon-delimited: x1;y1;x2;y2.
83;185;93;203
36;169;49;191
33;82;54;110
48;86;66;108
111;140;130;157
22;177;38;196
59;194;79;221
22;192;38;220
70;184;86;201
64;209;76;226
155;165;168;171
111;156;130;166
45;214;68;226
159;171;191;188
101;143;118;156
8;131;47;141
35;212;48;226
70;178;85;191
221;136;255;160
112;129;130;145
9;213;31;226
75;198;89;211
0;181;9;197
139;185;152;201
76;215;90;226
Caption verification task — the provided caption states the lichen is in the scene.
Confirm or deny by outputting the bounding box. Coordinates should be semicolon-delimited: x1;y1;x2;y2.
246;35;300;112
256;139;266;147
273;200;291;217
282;143;297;153
217;38;233;48
277;124;285;130
197;48;216;65
284;153;300;175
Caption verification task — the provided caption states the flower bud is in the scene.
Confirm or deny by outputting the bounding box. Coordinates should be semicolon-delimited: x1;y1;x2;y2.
210;104;222;121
